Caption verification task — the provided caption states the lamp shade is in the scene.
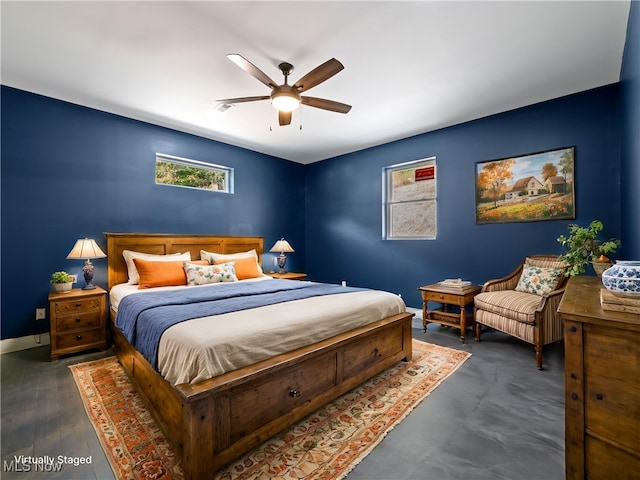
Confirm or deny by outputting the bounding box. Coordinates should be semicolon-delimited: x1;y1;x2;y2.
270;239;294;254
66;238;106;259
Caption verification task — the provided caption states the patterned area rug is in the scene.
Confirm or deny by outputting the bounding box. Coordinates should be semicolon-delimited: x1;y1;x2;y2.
70;340;470;480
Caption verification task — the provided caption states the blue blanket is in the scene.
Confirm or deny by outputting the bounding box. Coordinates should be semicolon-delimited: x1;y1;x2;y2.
115;279;364;370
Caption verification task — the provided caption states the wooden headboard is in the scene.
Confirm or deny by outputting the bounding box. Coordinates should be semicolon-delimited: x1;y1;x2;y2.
104;233;264;289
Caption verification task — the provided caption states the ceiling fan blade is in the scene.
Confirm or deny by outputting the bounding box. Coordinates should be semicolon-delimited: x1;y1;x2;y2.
301;96;352;113
226;54;278;89
279;110;292;126
293;58;344;93
216;96;270;104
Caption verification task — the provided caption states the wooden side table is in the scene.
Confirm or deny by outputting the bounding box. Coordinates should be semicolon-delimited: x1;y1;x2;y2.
49;287;108;360
419;283;482;343
269;272;307;281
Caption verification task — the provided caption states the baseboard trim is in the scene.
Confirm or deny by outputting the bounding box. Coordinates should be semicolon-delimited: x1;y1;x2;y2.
0;333;50;354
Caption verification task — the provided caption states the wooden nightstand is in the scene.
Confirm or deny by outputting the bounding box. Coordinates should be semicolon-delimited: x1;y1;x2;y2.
269;272;307;281
48;287;108;361
419;283;482;343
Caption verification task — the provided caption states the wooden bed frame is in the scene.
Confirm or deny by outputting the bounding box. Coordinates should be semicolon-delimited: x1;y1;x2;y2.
105;232;414;479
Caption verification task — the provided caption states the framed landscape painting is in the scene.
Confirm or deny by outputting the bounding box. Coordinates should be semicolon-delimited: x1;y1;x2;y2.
475;147;575;224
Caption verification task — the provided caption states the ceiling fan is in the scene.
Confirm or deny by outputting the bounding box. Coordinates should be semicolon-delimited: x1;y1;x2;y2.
217;54;352;126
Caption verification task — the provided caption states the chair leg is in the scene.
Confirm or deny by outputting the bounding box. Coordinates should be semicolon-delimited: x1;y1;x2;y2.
535;345;543;370
474;322;481;341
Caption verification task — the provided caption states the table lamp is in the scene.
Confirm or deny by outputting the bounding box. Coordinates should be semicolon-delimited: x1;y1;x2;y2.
270;238;294;274
66;238;107;289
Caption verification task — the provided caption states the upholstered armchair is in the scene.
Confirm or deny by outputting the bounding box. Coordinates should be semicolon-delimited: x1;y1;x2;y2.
473;255;569;370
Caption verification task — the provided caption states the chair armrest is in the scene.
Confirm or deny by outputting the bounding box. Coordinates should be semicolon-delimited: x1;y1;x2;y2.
482;264;524;292
537;286;566;310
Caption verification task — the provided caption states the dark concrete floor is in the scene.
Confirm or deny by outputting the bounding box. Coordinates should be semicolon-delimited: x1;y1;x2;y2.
1;315;565;480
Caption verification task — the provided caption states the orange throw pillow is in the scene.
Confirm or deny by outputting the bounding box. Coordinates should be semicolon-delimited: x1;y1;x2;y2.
133;258;187;289
214;256;261;280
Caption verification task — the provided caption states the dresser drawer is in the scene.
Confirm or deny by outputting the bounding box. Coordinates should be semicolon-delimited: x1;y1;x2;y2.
230;350;337;443
342;324;404;378
56;311;103;331
55;328;104;350
54;297;102;315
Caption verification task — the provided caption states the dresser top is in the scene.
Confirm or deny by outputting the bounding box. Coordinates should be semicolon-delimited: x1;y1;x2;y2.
558;276;640;329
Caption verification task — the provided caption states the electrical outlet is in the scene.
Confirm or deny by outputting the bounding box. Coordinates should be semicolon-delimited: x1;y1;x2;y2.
35;308;46;320
70;274;78;283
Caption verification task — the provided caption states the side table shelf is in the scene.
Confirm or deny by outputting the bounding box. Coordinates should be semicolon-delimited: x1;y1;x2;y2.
48;287;108;361
418;283;482;343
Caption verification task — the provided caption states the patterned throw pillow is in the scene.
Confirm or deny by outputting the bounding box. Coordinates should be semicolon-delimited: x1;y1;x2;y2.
515;264;564;296
183;262;237;286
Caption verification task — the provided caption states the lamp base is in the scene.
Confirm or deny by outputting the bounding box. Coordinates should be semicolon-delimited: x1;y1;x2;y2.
277;254;287;274
82;260;97;290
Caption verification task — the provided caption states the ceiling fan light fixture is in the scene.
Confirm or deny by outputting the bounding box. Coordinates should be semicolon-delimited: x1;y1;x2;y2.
271;90;301;112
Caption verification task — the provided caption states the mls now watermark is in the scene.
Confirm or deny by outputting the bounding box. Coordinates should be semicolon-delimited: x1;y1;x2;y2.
3;455;92;473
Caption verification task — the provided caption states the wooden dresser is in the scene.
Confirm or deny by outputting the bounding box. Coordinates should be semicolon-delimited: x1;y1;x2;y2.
558;276;640;480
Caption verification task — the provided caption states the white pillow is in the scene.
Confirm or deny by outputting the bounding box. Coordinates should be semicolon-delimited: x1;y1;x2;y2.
200;249;263;275
122;250;191;284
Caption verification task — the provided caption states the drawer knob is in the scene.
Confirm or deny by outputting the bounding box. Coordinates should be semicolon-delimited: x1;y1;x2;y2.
571;393;578;401
570;326;577;333
76;335;83;341
596;393;604;401
75;303;82;307
75;317;81;322
373;347;381;357
289;389;301;398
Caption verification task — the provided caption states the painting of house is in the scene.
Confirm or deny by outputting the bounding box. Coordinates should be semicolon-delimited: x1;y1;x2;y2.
505;176;545;201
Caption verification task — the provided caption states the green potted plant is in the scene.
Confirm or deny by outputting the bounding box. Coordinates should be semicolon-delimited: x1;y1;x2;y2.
51;271;74;293
557;220;621;276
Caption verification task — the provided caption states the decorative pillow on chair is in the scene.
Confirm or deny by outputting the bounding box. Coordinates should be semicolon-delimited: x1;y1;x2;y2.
515;264;564;296
184;262;237;286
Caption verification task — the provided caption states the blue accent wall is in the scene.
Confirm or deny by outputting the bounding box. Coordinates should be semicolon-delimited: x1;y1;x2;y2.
305;84;622;309
1;86;306;339
620;0;640;259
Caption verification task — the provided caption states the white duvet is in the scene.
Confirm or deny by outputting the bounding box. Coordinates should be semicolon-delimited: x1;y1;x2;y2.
110;280;407;385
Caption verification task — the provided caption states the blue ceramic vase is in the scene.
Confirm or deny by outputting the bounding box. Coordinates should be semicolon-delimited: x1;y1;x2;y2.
601;261;640;297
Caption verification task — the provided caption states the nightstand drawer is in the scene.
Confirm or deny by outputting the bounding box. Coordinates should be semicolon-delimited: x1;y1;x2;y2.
56;311;103;331
54;297;101;315
55;328;104;350
425;292;460;305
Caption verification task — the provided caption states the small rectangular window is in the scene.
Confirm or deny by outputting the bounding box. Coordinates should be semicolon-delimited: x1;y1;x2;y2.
383;157;437;240
155;153;234;193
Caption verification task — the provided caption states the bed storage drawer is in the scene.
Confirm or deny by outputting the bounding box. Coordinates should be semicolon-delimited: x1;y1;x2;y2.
229;350;337;442
342;323;404;378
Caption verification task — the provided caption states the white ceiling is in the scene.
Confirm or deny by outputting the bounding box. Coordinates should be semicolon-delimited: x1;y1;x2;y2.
1;1;630;164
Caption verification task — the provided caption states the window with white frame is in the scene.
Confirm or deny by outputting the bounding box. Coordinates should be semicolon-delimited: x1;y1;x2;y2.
155;153;234;193
383;157;437;240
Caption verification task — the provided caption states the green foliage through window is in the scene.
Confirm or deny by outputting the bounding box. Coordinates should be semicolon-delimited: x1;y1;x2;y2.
155;154;233;193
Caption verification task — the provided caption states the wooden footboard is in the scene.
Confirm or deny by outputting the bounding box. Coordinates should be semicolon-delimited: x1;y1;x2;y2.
110;310;413;479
